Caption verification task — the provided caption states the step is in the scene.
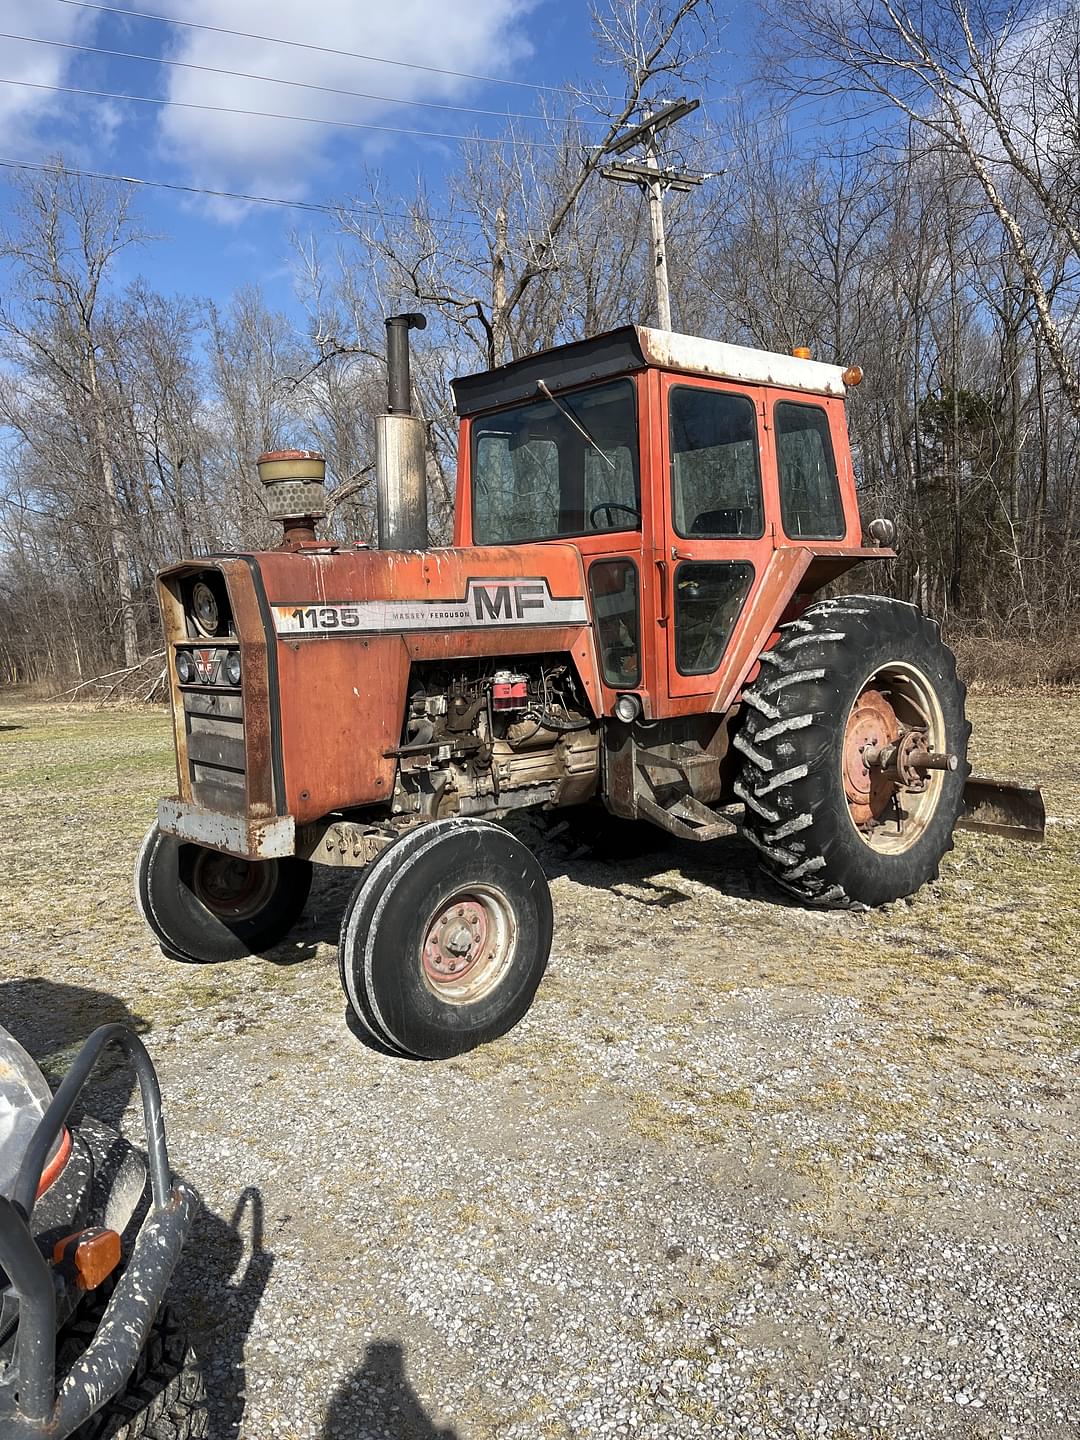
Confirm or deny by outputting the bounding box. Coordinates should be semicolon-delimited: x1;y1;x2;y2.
636;793;737;843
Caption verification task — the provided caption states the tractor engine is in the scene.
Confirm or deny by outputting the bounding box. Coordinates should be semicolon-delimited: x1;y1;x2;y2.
392;658;600;821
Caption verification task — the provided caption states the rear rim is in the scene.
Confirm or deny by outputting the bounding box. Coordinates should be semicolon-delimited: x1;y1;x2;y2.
189;849;277;920
420;886;516;1006
841;661;947;856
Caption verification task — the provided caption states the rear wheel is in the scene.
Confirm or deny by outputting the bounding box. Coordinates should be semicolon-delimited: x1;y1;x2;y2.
734;595;970;908
135;823;311;963
339;819;552;1059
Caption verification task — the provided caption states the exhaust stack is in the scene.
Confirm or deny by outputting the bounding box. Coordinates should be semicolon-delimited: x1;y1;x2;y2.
376;312;428;550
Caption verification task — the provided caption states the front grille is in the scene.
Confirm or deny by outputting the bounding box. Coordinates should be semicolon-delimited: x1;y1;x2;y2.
183;690;245;814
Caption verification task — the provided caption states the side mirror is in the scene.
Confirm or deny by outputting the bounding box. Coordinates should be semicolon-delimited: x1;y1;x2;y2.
868;517;896;547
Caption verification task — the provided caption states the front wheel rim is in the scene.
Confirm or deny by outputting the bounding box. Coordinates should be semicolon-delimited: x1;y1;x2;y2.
841;661;949;856
420;887;516;1005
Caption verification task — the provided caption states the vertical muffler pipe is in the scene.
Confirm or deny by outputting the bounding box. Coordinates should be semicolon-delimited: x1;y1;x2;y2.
377;312;428;550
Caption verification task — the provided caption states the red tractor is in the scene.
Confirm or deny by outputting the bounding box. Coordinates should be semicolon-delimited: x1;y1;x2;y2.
137;316;1042;1058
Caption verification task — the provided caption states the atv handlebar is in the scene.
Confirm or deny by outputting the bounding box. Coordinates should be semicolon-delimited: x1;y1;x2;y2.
12;1024;171;1219
0;1025;193;1438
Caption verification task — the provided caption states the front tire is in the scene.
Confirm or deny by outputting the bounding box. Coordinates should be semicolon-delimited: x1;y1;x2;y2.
135;823;311;963
339;819;553;1059
68;1303;207;1439
734;595;970;908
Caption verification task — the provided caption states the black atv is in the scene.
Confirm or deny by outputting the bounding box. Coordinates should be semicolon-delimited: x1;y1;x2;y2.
0;1023;205;1439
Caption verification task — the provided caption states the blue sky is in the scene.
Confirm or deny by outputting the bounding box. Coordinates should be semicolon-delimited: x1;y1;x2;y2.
0;1;744;316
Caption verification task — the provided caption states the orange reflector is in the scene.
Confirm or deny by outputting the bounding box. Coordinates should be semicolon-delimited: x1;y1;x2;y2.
792;346;812;360
843;365;864;386
36;1127;72;1199
53;1227;122;1290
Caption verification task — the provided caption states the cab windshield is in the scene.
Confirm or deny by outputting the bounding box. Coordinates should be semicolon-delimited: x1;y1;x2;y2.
471;378;640;544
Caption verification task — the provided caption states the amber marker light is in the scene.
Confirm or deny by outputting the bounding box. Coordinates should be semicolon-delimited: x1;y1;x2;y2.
792;346;812;359
54;1227;122;1290
843;365;864;386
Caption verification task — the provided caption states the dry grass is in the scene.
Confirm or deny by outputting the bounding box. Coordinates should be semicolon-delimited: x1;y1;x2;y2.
949;629;1080;693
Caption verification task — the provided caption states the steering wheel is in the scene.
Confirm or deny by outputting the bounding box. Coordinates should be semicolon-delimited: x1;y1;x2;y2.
589;501;641;529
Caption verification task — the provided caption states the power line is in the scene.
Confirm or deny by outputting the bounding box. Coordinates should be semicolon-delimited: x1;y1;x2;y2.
51;0;614;99
1;30;611;128
0;75;565;148
0;154;485;228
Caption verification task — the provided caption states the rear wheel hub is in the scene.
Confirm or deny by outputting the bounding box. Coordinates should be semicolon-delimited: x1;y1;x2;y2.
841;663;948;854
843;688;899;828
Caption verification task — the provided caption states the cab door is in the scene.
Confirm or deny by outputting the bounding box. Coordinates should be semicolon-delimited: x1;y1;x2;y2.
656;371;776;703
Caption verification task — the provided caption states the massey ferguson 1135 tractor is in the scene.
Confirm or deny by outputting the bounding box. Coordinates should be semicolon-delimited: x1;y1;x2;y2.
137;316;1043;1059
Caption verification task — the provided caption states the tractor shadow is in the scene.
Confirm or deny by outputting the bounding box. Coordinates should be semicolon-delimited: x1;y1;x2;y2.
253;867;358;966
507;814;808;913
320;1340;459;1439
257;817;804;971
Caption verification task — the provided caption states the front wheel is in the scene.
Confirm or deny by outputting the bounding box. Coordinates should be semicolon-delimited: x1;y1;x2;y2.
69;1303;207;1439
339;818;553;1059
734;595;970;908
135;823;312;962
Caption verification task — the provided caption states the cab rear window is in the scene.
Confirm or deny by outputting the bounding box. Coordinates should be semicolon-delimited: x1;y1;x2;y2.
774;402;845;539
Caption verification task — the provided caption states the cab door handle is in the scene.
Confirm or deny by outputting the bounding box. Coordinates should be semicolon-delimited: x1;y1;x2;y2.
656;559;669;624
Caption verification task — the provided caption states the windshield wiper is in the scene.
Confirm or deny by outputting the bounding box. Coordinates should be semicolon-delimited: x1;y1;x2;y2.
536;379;616;472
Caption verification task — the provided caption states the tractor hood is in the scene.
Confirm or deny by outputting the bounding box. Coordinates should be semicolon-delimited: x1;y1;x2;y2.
251;542;591;639
157;542;602;831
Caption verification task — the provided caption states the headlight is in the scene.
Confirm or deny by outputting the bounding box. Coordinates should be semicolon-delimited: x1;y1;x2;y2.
175;651;196;684
614;693;642;722
191;580;222;636
0;1027;58;1198
224;652;242;686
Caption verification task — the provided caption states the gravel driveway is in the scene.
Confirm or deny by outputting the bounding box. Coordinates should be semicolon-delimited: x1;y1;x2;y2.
1;694;1077;1439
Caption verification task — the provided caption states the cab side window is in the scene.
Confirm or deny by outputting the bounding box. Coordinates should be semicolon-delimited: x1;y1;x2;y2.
670;387;763;539
774;402;845;539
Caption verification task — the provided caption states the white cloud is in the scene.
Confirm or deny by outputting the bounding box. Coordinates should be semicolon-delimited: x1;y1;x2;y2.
0;0;102;152
155;0;536;210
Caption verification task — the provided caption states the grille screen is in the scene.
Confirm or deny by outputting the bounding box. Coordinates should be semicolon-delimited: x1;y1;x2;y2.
183;690;245;814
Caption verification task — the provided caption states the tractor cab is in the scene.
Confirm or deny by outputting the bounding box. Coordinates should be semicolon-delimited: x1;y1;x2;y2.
451;326;881;721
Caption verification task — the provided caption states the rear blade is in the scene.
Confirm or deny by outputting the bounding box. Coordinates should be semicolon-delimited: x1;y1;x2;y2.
957;775;1046;842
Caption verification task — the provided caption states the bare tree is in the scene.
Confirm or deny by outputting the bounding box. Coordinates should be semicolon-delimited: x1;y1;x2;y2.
761;0;1080;416
0;165;147;667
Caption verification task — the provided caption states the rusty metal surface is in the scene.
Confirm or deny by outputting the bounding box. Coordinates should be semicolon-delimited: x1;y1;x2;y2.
636;327;850;397
157;797;295;858
156;559;278;824
844;688;900;827
958;776;1046;842
707;548;814;715
254;543;601;825
296;819;405;868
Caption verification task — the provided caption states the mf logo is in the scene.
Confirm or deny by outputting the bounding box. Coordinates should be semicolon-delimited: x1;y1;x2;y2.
470;580;547;622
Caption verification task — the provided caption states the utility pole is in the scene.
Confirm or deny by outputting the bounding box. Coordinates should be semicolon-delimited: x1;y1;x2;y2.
600;98;706;332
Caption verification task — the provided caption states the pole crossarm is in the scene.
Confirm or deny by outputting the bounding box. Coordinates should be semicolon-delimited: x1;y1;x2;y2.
604;97;701;156
600;161;703;193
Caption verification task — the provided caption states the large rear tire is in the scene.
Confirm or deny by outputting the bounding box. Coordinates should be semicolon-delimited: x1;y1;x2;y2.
135;823;311;963
339;819;552;1059
734;595;970;908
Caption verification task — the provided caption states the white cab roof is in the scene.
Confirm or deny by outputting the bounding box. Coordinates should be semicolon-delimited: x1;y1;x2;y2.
635;327;849;398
